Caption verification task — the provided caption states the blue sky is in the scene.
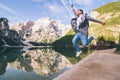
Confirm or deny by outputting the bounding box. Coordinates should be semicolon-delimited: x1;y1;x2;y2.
0;0;115;25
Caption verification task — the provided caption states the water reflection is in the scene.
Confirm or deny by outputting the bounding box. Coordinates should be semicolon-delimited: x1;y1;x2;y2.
0;47;72;80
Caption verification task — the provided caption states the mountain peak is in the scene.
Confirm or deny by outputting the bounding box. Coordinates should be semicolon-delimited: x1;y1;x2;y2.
11;17;71;43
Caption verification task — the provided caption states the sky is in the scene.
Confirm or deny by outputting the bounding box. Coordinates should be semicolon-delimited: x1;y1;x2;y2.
0;0;115;25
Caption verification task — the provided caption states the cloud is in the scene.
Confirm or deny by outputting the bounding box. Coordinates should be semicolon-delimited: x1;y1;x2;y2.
46;1;72;23
0;3;28;19
48;4;60;13
47;4;63;17
0;3;18;15
33;0;72;24
0;3;29;25
34;0;73;18
74;0;94;5
36;0;65;13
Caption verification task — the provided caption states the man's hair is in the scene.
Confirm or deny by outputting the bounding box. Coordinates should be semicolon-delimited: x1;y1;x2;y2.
78;9;83;14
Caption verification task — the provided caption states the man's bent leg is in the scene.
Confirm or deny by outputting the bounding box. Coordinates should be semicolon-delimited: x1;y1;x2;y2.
72;33;81;52
86;36;94;45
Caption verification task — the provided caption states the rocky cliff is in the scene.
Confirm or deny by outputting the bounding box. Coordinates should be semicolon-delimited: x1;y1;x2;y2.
0;18;31;46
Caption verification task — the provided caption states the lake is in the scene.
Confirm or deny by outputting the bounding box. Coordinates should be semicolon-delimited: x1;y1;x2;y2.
0;46;93;80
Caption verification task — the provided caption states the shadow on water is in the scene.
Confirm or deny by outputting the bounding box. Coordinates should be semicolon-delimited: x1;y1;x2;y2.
0;47;72;80
52;46;95;64
52;35;96;63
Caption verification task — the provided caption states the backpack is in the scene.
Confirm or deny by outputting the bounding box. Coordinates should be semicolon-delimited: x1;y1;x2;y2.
71;18;78;33
71;13;88;33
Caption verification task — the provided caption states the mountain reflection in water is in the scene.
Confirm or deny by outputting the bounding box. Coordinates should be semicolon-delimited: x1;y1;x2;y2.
0;47;72;80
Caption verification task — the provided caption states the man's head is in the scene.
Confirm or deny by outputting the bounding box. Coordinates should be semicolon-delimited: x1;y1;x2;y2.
77;9;83;16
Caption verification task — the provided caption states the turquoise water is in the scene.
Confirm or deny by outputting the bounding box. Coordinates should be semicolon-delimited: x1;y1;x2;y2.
0;47;73;80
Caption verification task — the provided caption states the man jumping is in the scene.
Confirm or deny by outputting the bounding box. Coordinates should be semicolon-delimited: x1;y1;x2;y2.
71;5;105;57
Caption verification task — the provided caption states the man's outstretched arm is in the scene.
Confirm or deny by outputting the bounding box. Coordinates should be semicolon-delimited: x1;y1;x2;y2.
86;15;105;26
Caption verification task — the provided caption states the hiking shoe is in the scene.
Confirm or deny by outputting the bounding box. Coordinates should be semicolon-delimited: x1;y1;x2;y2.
76;51;82;57
91;36;95;39
92;35;95;38
92;35;97;40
